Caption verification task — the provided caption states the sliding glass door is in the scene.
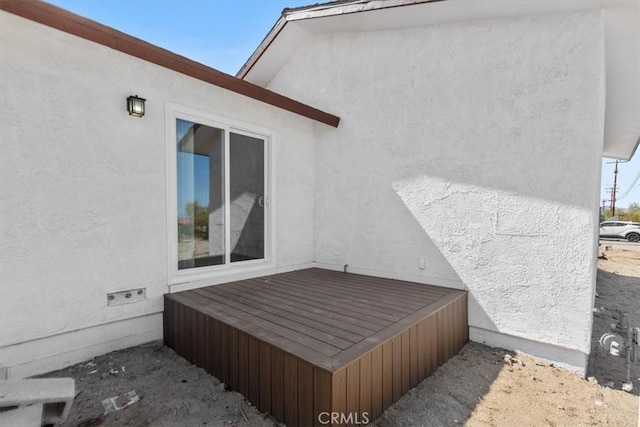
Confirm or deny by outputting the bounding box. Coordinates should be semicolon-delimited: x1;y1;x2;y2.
176;118;267;271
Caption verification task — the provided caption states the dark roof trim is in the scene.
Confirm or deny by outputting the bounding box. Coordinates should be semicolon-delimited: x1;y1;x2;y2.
0;0;340;128
237;0;443;79
237;2;360;82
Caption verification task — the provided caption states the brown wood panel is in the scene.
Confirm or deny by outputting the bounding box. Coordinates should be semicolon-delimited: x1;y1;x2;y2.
207;282;370;341
346;362;360;419
217;278;387;332
381;342;393;409
163;295;172;348
331;291;464;368
445;304;452;362
247;335;260;406
426;314;438;375
417;319;426;380
391;337;401;402
198;312;206;370
460;294;469;348
210;318;221;379
271;347;285;421
401;330;410;394
460;295;467;348
228;328;239;391
182;306;191;362
283;276;430;314
302;279;450;315
438;306;447;364
436;309;444;366
463;293;470;342
201;313;210;374
370;346;383;420
238;332;249;397
173;292;334;370
244;277;404;322
219;323;230;385
206;281;367;341
192;311;200;367
283;353;298;426
331;368;347;427
259;272;415;315
183;306;193;364
438;307;451;365
231;277;403;323
313;367;332;427
169;297;176;349
451;295;460;353
191;308;199;365
307;269;451;300
181;302;189;364
259;342;271;414
176;303;184;360
201;286;357;347
298;360;314;427
447;301;454;360
409;325;418;388
271;275;422;314
450;302;457;357
457;294;467;350
189;290;344;358
0;1;341;128
359;353;372;420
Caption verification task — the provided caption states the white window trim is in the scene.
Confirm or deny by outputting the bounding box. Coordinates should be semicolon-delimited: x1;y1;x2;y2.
165;101;276;287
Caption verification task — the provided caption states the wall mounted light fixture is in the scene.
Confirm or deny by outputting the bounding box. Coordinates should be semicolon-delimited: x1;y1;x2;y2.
127;95;146;117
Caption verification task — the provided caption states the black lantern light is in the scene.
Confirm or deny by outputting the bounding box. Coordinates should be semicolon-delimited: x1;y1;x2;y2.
127;95;146;117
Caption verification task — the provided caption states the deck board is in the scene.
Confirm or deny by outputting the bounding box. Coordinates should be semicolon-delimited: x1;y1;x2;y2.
231;278;402;323
164;268;467;426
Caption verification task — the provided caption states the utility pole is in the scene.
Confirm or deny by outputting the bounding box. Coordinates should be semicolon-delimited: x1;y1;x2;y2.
612;160;619;217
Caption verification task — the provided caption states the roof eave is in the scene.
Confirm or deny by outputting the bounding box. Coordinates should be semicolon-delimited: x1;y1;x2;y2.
237;13;289;80
236;0;442;79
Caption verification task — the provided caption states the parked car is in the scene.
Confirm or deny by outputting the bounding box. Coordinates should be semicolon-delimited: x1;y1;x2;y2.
599;221;640;242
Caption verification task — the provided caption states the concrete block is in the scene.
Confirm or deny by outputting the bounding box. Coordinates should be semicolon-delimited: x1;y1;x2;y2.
0;378;75;426
0;403;43;426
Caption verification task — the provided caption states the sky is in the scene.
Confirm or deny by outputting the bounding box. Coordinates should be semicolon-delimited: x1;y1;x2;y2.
47;0;312;75
47;1;640;208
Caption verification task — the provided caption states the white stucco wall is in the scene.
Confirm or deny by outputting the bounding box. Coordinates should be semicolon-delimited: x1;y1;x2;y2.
0;12;317;377
267;11;605;373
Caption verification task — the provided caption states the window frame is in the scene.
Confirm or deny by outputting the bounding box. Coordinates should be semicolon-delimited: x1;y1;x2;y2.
166;102;275;286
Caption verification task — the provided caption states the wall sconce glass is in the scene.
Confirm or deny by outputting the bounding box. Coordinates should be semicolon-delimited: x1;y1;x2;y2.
127;95;146;117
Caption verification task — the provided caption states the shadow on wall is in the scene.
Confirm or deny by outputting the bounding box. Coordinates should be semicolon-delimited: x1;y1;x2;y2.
390;173;595;349
588;269;640;396
381;180;499;336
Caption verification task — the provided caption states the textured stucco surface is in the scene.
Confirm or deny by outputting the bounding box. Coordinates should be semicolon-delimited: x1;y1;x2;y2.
0;12;316;375
267;11;605;371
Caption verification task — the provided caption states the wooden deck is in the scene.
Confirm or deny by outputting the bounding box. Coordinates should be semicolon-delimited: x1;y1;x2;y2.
164;268;468;426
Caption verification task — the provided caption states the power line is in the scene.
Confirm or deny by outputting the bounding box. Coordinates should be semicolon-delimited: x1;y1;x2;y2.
617;169;640;200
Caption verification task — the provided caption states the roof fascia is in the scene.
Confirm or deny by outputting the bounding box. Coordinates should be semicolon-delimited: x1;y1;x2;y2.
237;0;441;79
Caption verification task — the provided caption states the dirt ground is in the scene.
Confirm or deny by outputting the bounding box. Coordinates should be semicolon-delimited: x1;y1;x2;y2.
41;246;640;426
588;243;640;394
